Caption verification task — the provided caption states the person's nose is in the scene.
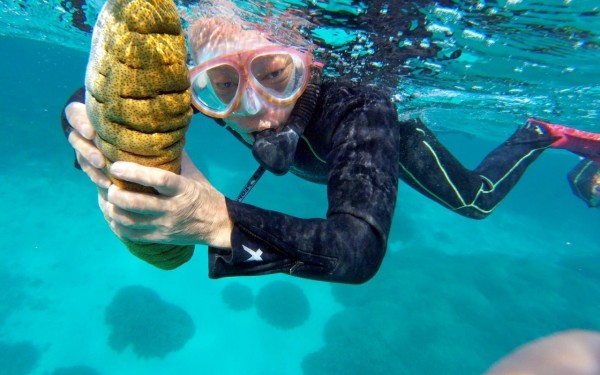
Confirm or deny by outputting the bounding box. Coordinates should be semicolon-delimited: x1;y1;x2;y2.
238;87;263;116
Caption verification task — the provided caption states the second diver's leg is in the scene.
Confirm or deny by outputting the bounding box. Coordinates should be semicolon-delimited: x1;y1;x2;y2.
397;118;557;219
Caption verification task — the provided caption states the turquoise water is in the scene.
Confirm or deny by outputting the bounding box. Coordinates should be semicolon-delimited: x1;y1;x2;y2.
1;1;600;374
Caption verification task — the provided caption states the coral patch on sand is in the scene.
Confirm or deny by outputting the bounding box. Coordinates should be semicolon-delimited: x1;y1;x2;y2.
0;341;40;375
221;282;254;311
105;285;195;358
255;281;310;329
50;366;100;375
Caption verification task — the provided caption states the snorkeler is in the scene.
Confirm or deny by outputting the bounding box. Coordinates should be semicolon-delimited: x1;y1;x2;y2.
62;16;600;284
568;159;600;208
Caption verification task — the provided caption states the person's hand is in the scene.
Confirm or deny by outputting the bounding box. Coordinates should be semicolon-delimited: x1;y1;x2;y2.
98;151;233;249
64;102;111;189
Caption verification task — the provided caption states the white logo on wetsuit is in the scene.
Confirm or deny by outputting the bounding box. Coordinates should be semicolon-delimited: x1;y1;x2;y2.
242;245;263;262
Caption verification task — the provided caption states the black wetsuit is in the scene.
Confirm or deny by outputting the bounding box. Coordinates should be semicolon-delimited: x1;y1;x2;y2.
62;82;554;284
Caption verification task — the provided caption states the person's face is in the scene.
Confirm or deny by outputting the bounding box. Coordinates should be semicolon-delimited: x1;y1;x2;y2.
225;102;295;143
206;53;295;104
191;30;311;143
204;52;297;142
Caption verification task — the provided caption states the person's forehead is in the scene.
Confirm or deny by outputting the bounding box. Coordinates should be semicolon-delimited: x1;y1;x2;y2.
195;33;276;64
216;38;274;55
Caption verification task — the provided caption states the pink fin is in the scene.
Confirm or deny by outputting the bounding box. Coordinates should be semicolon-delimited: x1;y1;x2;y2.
527;118;600;162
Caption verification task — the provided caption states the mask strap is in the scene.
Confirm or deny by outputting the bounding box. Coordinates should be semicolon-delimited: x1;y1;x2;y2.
285;62;324;133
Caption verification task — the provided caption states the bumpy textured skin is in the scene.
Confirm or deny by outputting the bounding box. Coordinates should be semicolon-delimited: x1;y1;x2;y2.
85;0;194;269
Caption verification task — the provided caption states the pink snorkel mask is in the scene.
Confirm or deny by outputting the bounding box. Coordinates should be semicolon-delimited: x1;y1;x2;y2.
189;45;314;118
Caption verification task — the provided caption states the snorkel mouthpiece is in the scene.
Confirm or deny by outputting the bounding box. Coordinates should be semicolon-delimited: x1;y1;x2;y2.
251;63;323;175
252;125;301;175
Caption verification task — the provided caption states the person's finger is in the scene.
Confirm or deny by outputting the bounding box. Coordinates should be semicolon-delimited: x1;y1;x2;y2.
97;188;113;223
65;102;96;140
108;221;158;244
68;130;106;169
106;184;165;215
80;160;112;189
110;162;183;196
110;205;156;230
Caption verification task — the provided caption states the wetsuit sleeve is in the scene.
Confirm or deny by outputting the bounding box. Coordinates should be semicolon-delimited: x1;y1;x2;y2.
208;90;400;284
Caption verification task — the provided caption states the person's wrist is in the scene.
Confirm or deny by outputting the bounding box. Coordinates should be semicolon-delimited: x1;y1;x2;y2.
208;194;233;249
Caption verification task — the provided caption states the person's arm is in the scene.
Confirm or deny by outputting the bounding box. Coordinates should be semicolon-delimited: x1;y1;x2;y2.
209;86;400;284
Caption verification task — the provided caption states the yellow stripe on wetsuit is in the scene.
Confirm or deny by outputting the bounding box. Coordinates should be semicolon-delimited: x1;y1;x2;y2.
399;127;548;215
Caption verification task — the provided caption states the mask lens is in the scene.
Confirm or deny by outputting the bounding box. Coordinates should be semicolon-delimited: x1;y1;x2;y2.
250;53;307;101
191;64;240;115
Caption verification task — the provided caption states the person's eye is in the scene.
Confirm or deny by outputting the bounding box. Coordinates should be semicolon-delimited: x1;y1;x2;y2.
217;81;234;89
264;69;284;80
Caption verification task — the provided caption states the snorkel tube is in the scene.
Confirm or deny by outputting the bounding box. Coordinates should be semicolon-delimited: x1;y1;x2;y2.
251;63;323;175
